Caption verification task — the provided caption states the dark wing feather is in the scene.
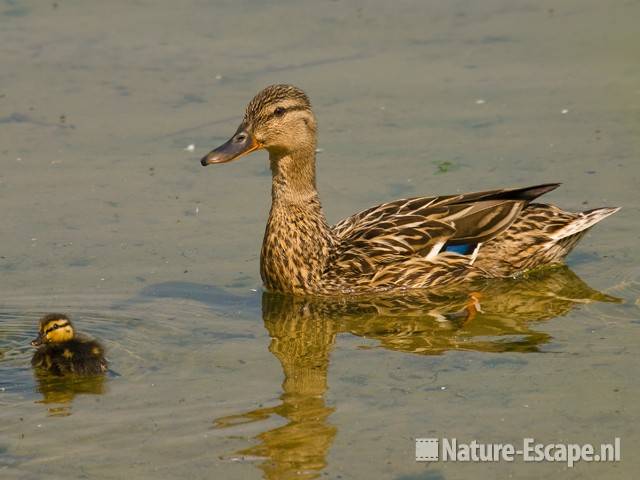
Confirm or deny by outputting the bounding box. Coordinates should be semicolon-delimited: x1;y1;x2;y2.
333;183;559;237
331;184;559;265
435;200;525;245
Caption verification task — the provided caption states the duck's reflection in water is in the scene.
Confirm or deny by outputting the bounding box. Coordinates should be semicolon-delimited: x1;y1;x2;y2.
33;372;106;417
215;294;337;479
213;266;619;480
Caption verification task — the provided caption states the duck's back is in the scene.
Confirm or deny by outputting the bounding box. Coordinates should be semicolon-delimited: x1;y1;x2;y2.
31;338;108;376
323;184;617;293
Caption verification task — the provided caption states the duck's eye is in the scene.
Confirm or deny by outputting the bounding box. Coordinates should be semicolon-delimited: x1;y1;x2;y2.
274;106;286;117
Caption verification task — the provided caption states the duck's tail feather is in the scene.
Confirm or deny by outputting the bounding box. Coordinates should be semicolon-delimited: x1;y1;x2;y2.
544;206;620;260
550;207;620;242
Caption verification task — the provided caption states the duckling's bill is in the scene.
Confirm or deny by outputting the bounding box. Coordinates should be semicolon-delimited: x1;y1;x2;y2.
200;127;262;166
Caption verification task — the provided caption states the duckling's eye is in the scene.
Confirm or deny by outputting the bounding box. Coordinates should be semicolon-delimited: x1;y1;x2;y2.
45;321;69;334
274;106;286;117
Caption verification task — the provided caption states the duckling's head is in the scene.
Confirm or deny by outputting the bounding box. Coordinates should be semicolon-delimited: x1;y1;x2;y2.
31;314;75;346
201;84;317;165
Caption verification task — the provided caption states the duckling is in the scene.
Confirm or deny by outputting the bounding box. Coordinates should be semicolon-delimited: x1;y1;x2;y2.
31;313;108;376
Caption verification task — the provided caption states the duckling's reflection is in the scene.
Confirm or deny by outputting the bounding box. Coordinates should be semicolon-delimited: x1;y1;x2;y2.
33;371;106;417
213;266;619;479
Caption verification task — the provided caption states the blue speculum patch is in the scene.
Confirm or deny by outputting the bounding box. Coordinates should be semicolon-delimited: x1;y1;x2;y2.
443;243;476;255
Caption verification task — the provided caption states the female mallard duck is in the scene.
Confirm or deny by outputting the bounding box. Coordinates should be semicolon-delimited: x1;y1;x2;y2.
200;85;619;296
31;314;108;376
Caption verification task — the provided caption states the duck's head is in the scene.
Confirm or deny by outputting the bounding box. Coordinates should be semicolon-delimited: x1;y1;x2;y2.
201;84;317;166
31;314;75;346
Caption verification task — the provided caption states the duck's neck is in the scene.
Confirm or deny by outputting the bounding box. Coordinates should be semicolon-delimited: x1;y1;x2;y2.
260;148;334;294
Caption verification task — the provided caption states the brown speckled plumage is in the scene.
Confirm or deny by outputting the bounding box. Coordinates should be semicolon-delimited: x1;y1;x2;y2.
201;85;620;296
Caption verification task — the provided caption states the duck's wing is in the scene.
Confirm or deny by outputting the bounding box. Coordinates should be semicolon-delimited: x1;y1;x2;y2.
331;184;560;262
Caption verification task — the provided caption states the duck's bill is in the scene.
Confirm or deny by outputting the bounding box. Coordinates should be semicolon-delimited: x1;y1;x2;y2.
200;131;262;166
31;334;43;347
